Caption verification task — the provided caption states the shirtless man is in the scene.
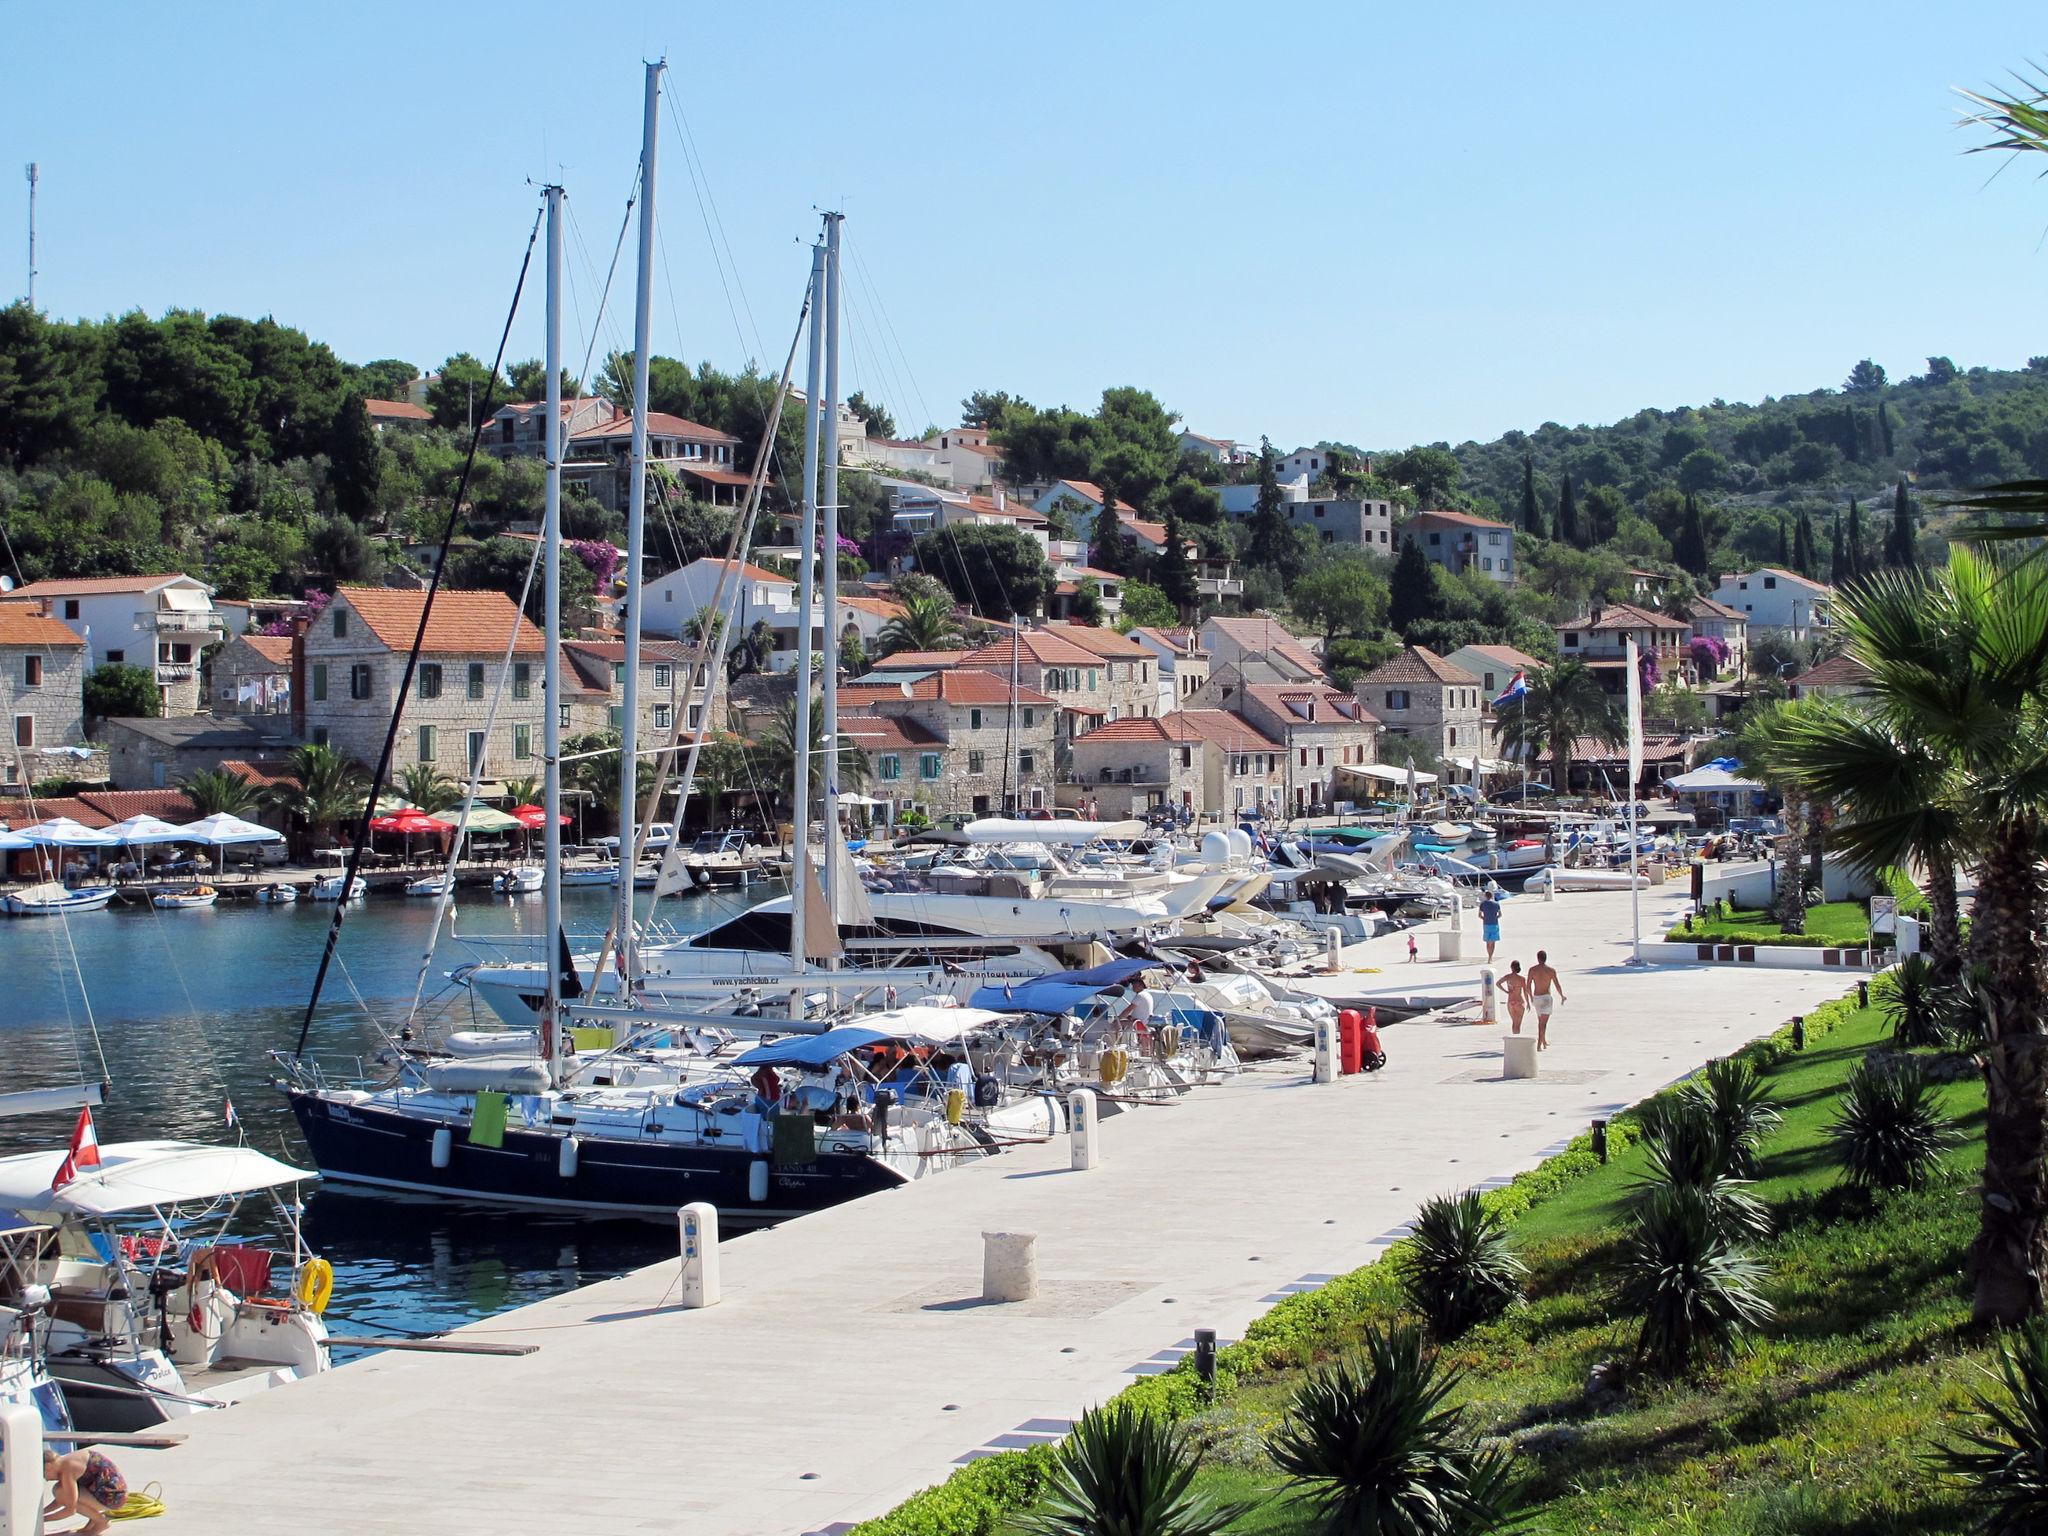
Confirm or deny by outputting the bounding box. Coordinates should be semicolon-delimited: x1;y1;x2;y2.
1528;950;1565;1050
1500;959;1532;1034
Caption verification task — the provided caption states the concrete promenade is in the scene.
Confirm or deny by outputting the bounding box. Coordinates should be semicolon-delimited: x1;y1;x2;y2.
128;885;1859;1535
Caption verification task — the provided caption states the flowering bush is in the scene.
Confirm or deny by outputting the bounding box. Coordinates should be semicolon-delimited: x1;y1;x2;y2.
1689;636;1730;680
262;588;331;636
568;539;621;590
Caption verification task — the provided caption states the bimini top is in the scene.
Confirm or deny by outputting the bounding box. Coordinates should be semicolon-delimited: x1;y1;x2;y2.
960;818;1146;846
969;956;1157;1015
0;1140;316;1220
732;1006;1010;1070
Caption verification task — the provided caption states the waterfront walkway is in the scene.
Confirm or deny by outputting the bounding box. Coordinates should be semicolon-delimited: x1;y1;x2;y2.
131;885;1857;1535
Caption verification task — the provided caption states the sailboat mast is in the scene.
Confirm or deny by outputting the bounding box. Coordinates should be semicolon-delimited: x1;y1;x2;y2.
541;184;566;1087
789;238;827;1006
819;212;844;921
619;59;664;990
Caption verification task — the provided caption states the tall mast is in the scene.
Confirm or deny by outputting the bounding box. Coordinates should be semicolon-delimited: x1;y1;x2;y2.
540;183;566;1087
819;212;844;919
618;58;664;991
789;238;827;1006
24;164;36;310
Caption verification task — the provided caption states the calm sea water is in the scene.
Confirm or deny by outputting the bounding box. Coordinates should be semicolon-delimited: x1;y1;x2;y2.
0;881;775;1342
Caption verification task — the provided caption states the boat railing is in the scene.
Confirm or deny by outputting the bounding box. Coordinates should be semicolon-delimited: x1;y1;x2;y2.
272;1049;408;1092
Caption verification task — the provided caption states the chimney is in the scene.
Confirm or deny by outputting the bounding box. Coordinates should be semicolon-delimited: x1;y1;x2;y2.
995;486;1006;513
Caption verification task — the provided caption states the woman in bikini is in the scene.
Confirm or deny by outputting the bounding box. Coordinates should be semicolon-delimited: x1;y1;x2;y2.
44;1446;127;1534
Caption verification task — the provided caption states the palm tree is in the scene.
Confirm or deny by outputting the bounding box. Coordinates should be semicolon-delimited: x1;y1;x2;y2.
876;593;963;657
725;619;778;678
749;697;871;818
1735;700;1817;935
1495;659;1621;800
503;775;542;810
179;766;259;818
686;734;748;828
397;763;461;815
263;743;369;857
1769;549;2048;1323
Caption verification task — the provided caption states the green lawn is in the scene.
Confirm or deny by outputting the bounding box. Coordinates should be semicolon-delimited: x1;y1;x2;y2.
1667;900;1878;948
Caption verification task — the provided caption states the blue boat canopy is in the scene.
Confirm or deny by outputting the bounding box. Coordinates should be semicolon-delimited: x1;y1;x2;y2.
732;1006;1007;1068
969;957;1155;1015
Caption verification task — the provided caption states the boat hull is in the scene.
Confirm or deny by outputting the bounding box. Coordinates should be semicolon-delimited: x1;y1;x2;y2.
287;1090;909;1219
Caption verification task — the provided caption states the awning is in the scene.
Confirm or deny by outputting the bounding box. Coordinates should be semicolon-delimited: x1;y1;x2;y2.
1336;763;1438;786
0;1140;315;1219
961;818;1146;845
1664;766;1764;792
732;1006;1006;1068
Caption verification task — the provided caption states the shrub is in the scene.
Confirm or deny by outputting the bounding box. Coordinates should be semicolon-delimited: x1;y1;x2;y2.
1630;1102;1771;1243
1398;1191;1526;1340
847;1444;1057;1536
1618;1184;1775;1374
1678;1056;1782;1178
1828;1058;1955;1192
1880;953;1967;1050
1012;1402;1248;1536
1936;1317;2048;1533
1267;1322;1524;1534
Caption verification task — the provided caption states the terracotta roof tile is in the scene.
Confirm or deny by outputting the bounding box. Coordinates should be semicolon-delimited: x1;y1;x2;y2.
1041;621;1150;659
2;796;113;828
838;713;944;751
236;634;293;665
958;630;1104;670
842;672;1055;707
867;649;969;670
1172;709;1281;751
76;788;198;821
1242;683;1379;725
0;609;86;647
364;398;432;421
1358;645;1480;688
1792;654;1872;690
1402;508;1512;532
1072;715;1205;744
573;411;738;443
335;587;544;655
5;573;204;598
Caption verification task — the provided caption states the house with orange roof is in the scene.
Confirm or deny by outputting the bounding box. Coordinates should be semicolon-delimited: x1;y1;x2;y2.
1684;594;1748;663
298;587;545;783
919;426;1005;491
210;632;294;717
560;638;708;742
1710;567;1833;642
1199;614;1325;683
565;411;744;513
1557;600;1694;693
482;396;619;460
1;572;223;715
364;397;433;432
955;628;1116;751
1191;675;1379;815
1;605;87;759
841;668;1059;816
1039;621;1159;721
1129;626;1211;713
1064;709;1289;820
1399;508;1516;586
1355;645;1483;763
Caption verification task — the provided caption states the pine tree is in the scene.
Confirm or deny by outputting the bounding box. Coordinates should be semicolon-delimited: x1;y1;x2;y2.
1886;479;1918;569
1520;454;1544;537
1776;517;1789;567
1674;491;1709;577
1792;510;1815;578
1387;536;1438;638
1555;473;1578;548
1846;497;1865;581
1878;400;1895;458
1829;509;1845;585
1091;489;1127;577
1155;507;1197;615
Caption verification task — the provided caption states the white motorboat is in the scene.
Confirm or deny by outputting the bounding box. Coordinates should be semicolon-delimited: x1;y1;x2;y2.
405;874;454;897
681;829;768;888
560;863;619;887
252;883;298;904
494;865;545;894
151;885;218;910
1525;865;1648;892
309;873;365;903
0;882;115;917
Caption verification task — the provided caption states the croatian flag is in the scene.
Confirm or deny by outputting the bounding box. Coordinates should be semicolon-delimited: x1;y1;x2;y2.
224;1098;238;1129
1492;671;1528;709
52;1107;102;1189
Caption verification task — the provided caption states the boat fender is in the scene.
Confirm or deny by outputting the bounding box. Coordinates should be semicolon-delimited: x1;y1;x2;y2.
748;1159;770;1203
559;1136;579;1179
292;1257;334;1315
944;1088;966;1126
974;1075;1002;1110
431;1126;453;1169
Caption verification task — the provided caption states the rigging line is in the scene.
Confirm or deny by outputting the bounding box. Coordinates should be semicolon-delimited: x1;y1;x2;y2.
663;88;764;361
846;233;934;442
8;742;110;1092
835;255;908;441
565;177;640;390
294;199;544;1062
657;94;753;367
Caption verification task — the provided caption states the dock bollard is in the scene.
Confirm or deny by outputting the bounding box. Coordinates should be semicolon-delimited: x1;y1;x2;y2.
1449;894;1464;932
678;1202;721;1309
982;1230;1038;1302
1325;928;1341;974
1479;966;1497;1025
1502;1034;1538;1080
0;1399;38;1536
1314;1015;1340;1083
1543;870;1555;903
1068;1087;1100;1171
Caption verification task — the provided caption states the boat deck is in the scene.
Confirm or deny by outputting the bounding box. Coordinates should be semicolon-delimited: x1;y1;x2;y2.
120;886;1856;1534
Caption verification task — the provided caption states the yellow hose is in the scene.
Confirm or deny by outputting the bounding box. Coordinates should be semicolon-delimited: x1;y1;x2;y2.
109;1482;168;1520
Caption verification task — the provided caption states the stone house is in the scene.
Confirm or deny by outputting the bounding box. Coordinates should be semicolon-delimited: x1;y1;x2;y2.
0;572;224;715
955;629;1116;759
1199;615;1325;683
1355;646;1484;762
1065;716;1209;817
99;715;298;791
297;587;545;785
840;712;951;817
1556;601;1693;694
1683;596;1749;678
2;607;87;760
1399;509;1516;586
483;397;619;459
840;669;1059;817
1191;676;1378;814
1177;709;1287;820
1041;622;1158;721
210;633;293;718
560;640;708;744
1129;627;1210;715
564;412;743;515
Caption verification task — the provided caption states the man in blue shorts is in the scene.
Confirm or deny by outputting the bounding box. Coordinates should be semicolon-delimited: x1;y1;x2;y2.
1477;888;1502;962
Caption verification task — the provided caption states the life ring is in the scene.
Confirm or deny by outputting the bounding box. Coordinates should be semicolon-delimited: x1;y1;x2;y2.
293;1257;335;1314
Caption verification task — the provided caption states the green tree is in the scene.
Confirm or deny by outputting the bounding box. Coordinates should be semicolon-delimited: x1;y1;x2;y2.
1520;454;1544;537
1845;358;1888;394
1115;581;1178;631
1677;448;1728;495
1581;484;1626;547
83;663;160;721
1878;399;1895;457
426;353;505;433
327;393;382;522
1926;355;1960;385
1792;510;1815;579
1776;517;1790;567
1554;473;1579;547
397;763;461;814
1154;509;1197;615
1885;479;1918;569
911;523;1052;621
958;389;1025;430
749;697;870;817
310;515;384;584
504;359;578;401
1246;437;1294;575
264;743;369;856
178;767;259;817
1380;444;1461;506
1846;497;1867;581
1829;510;1846;585
1386;537;1439;638
877;593;964;656
1091;495;1129;577
352;359;418;400
1291;551;1389;646
1495;660;1621;797
1674;492;1710;578
844;390;895;440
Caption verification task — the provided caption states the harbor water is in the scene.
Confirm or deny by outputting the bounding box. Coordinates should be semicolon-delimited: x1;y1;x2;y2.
0;881;777;1341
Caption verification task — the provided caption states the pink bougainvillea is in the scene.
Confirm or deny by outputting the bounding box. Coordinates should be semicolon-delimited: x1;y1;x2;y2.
568;540;621;590
1637;650;1662;692
261;588;332;636
1688;635;1730;680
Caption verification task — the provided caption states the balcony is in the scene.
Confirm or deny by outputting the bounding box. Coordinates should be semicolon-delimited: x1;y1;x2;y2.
137;609;223;634
156;662;196;680
1197;576;1244;598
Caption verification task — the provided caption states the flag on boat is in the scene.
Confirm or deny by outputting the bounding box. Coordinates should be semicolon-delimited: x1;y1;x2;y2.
1491;670;1527;708
224;1097;238;1129
52;1107;101;1189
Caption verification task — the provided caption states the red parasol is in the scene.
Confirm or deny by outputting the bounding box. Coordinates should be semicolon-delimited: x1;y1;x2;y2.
511;804;570;829
370;810;450;836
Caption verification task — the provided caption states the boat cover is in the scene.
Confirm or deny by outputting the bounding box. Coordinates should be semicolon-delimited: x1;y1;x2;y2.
0;1140;314;1219
732;1006;1007;1068
960;818;1146;845
968;959;1153;1014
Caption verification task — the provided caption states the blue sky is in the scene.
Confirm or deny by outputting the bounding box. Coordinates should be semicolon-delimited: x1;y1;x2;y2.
4;2;2045;451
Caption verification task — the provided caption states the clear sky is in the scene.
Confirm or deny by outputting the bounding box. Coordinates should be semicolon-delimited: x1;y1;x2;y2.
4;2;2045;451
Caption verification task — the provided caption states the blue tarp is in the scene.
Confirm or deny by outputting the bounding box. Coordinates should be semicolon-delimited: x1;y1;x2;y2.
969;958;1154;1015
732;1026;902;1069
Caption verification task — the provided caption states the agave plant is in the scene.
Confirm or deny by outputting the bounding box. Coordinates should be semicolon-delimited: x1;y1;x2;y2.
1618;1183;1775;1374
1678;1057;1783;1178
1936;1317;2048;1532
1828;1058;1955;1193
1630;1102;1771;1243
1880;953;1967;1051
1267;1323;1524;1535
1014;1401;1248;1536
1398;1191;1526;1340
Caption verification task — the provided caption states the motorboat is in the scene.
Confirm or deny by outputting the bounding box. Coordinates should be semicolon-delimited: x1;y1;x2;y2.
405;873;454;897
151;885;218;910
252;883;298;905
309;873;365;903
559;863;620;888
0;1139;332;1432
0;1211;74;1445
1;882;116;917
494;865;545;895
680;829;768;889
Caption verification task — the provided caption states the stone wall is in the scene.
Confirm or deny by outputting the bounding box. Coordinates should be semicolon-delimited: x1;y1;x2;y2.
1;644;86;752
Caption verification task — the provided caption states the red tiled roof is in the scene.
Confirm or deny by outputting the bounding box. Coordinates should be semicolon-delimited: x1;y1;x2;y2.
673;464;754;488
1403;508;1512;532
218;759;297;789
838;597;909;620
335;587;544;656
1792;654;1872;690
1203;615;1324;677
867;649;968;670
5;573;202;598
1452;643;1543;671
1071;715;1206;745
1047;480;1140;515
839;713;943;751
683;558;794;586
1242;683;1379;726
1117;513;1169;546
1571;602;1685;633
1172;709;1281;751
961;494;1044;521
958;630;1103;670
76;788;198;821
364;398;432;421
1359;645;1480;688
1688;596;1747;622
2;796;112;828
561;638;696;666
573;412;738;444
1041;621;1150;659
0;609;85;647
843;672;1055;708
235;634;293;665
1132;626;1204;655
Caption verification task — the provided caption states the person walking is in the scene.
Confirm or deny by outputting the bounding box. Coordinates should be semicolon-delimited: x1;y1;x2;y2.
1407;931;1419;964
1501;959;1531;1035
1477;888;1503;962
1528;949;1566;1050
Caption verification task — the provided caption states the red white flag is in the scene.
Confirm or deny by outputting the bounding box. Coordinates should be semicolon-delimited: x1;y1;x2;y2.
52;1107;102;1189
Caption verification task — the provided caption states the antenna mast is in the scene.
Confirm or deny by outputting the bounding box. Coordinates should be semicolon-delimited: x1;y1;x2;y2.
25;164;37;309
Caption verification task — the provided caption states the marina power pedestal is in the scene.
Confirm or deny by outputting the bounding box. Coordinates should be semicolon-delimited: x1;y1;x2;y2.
1480;967;1497;1025
1314;1015;1340;1083
1069;1087;1101;1170
0;1398;38;1535
678;1201;721;1309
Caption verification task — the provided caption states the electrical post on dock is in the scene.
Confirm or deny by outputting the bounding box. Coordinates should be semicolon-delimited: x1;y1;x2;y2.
679;1202;721;1308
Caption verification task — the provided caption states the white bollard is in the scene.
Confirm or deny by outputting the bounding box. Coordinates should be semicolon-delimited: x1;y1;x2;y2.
678;1202;721;1309
1503;1035;1539;1080
1324;927;1341;974
1542;869;1555;902
1436;929;1465;962
1314;1015;1340;1083
1068;1087;1100;1170
1480;966;1497;1025
982;1230;1038;1302
1449;894;1465;931
0;1399;38;1536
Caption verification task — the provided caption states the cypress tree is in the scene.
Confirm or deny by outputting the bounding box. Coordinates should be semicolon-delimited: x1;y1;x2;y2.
1556;473;1578;548
1521;454;1544;537
1155;507;1197;614
1092;487;1127;576
1777;517;1789;567
1841;403;1861;463
1387;536;1438;638
1887;479;1918;568
1878;400;1895;458
1793;510;1815;578
1846;497;1865;581
1675;491;1709;577
1247;437;1290;573
1829;509;1845;585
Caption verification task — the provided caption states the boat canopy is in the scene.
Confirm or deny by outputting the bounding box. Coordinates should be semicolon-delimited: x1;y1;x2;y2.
1663;766;1763;792
0;1140;316;1219
969;956;1156;1014
960;818;1146;845
732;1006;1011;1069
1337;763;1438;786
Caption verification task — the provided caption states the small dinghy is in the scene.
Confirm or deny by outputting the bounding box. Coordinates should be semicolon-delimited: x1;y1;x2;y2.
493;865;544;894
405;874;454;897
253;882;299;904
151;885;218;910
